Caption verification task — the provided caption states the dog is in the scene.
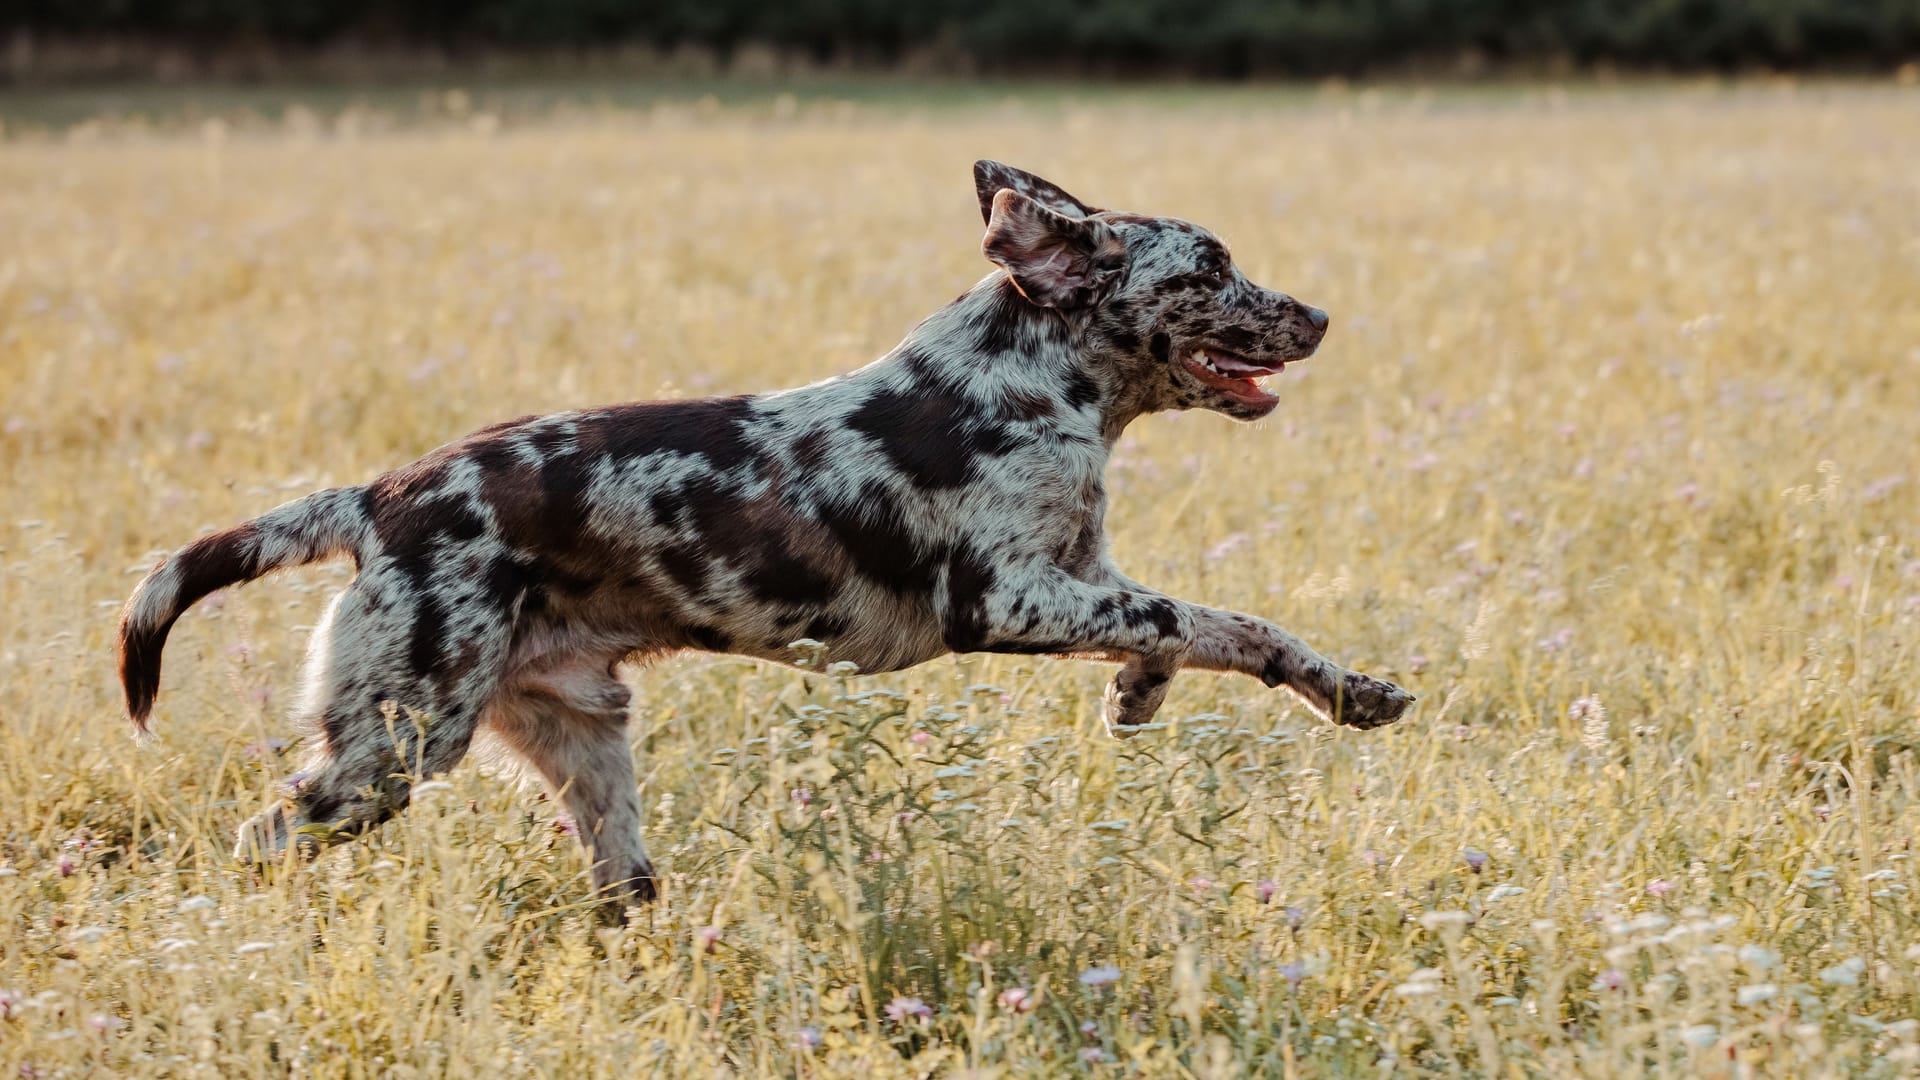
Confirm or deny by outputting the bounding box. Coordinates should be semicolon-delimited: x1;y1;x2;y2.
118;161;1415;907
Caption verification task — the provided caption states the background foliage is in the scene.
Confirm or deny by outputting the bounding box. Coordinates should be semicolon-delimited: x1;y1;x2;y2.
9;0;1920;74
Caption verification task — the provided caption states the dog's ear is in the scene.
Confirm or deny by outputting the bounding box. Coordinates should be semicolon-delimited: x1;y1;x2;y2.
983;188;1126;310
973;160;1098;225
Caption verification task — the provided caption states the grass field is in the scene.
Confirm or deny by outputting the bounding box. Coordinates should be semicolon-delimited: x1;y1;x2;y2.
2;81;1919;1077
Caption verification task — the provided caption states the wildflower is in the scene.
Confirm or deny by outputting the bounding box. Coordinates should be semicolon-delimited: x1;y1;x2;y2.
1283;905;1306;931
0;988;20;1019
1463;848;1488;873
789;786;813;808
909;730;932;746
57;855;75;877
1408;654;1429;674
1079;1020;1099;1039
694;926;722;954
1361;848;1389;869
1819;958;1865;986
1396;968;1444;997
1255;878;1278;903
1080;1047;1110;1065
1571;696;1608;756
86;1014;123;1035
1646;879;1675;898
1680;1024;1718;1048
1078;965;1122;989
794;1026;823;1051
1737;984;1778;1005
1738;945;1780;970
884;996;931;1024
1591;969;1625;991
1278;961;1307;985
1188;876;1214;893
996;987;1036;1013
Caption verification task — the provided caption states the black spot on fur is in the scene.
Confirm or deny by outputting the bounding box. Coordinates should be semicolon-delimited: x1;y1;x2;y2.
654;542;711;599
590;396;756;471
942;547;998;651
684;624;731;651
846;387;1020;490
741;552;836;606
1149;332;1171;364
817;482;943;595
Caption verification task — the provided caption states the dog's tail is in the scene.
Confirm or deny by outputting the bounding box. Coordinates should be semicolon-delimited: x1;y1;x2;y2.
119;486;371;733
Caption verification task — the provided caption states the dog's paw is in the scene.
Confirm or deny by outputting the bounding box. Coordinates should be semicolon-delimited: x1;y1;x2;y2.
1100;675;1168;739
1332;672;1415;730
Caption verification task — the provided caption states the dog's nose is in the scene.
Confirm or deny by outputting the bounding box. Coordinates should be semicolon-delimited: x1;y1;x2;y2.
1305;306;1330;333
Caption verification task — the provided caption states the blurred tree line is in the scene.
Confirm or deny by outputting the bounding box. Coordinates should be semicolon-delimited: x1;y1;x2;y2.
11;0;1920;73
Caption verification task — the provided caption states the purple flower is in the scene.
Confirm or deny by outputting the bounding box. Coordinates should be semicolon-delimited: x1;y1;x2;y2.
1463;849;1488;873
794;1026;822;1051
1591;969;1625;991
884;996;931;1024
1278;961;1307;985
996;987;1036;1013
1646;879;1675;898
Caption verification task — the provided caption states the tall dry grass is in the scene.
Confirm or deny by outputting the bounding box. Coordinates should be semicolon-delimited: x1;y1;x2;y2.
2;83;1918;1077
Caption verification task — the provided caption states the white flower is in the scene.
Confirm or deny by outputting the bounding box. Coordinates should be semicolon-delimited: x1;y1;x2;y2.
1737;984;1778;1005
1820;958;1865;986
1680;1024;1718;1048
1738;945;1780;970
1078;965;1122;988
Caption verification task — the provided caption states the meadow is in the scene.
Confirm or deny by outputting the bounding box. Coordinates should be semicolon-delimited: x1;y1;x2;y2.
2;81;1918;1077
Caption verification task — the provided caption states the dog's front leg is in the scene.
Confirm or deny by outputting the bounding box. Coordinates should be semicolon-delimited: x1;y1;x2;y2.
1084;564;1414;732
950;567;1194;734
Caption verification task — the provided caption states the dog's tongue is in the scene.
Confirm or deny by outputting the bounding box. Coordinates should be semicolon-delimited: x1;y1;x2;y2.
1211;352;1282;377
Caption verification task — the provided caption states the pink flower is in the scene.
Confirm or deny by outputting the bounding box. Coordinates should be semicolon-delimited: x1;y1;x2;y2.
794;1026;822;1050
909;730;932;746
1591;969;1625;991
996;987;1036;1013
1188;876;1214;893
1646;879;1675;898
789;786;812;808
1408;654;1429;674
694;925;722;954
1256;878;1278;903
1463;849;1488;873
57;855;75;878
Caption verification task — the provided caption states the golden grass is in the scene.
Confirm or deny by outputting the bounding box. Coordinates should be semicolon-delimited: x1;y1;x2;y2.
2;83;1919;1077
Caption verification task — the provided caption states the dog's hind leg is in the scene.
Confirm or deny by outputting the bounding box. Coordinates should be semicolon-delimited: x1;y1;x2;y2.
236;560;522;862
484;664;655;909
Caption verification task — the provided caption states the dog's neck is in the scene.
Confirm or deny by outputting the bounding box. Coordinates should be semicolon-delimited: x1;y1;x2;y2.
885;274;1159;447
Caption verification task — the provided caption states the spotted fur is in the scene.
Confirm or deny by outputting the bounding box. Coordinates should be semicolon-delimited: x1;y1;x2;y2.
118;161;1414;909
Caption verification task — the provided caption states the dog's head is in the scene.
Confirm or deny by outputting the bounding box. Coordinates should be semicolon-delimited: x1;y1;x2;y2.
975;159;1327;422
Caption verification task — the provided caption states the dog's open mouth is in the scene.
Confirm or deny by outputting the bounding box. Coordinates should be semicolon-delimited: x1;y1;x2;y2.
1180;347;1293;408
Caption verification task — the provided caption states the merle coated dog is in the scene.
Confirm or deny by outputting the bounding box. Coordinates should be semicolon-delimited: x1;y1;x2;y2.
119;161;1415;906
